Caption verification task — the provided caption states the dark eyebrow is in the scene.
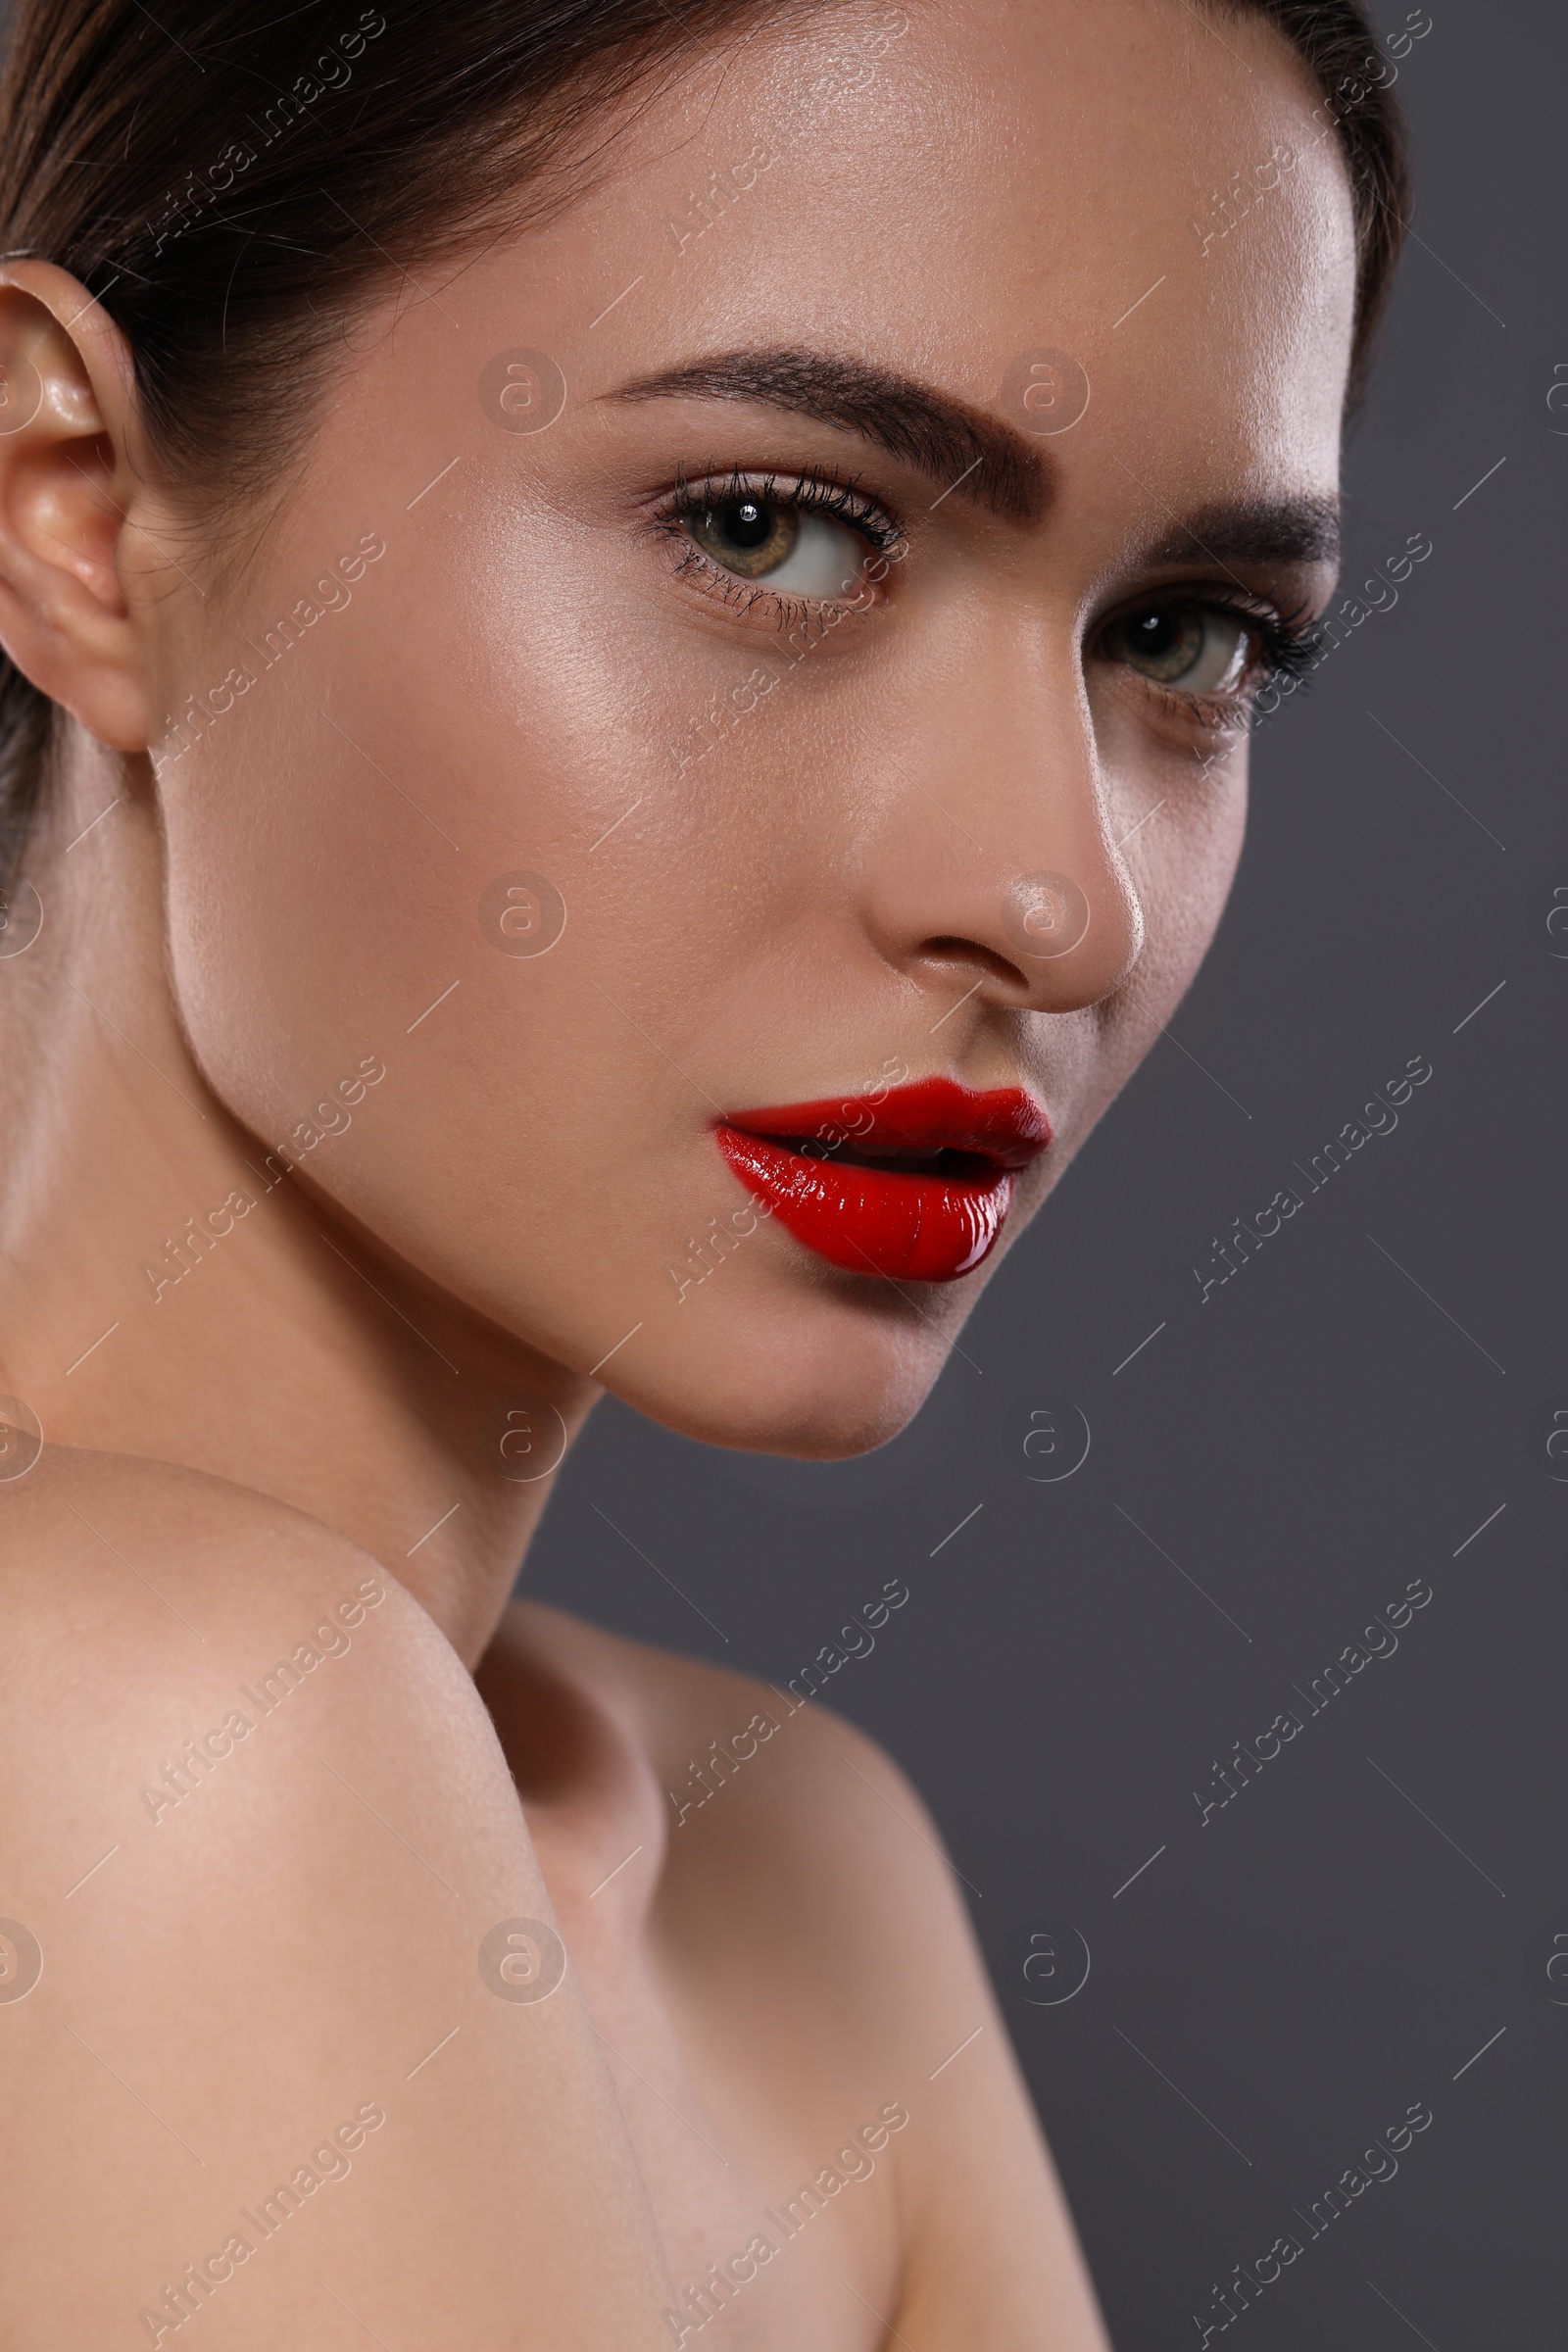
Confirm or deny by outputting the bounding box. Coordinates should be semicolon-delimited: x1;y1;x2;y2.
1139;497;1343;573
603;345;1052;524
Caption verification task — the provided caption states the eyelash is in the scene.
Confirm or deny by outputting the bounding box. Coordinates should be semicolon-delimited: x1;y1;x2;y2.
1217;597;1321;692
1119;595;1323;733
652;465;906;627
651;465;1323;717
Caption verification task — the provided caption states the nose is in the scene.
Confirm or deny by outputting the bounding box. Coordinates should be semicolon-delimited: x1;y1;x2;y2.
854;635;1146;1015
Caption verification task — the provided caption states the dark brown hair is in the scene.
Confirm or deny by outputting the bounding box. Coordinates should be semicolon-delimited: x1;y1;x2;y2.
0;0;1407;881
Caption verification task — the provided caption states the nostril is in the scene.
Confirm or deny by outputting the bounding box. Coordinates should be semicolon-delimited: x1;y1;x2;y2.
920;938;1025;991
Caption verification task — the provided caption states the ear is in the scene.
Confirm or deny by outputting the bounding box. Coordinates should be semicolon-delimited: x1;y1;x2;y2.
0;259;159;752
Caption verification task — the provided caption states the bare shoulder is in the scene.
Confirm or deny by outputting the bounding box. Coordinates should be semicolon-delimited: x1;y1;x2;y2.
0;1441;496;1795
0;1435;433;1568
0;1439;524;1921
505;1592;943;1893
511;1595;1005;2072
510;1597;1111;2350
0;1457;672;2349
0;1439;529;1937
0;1438;423;1640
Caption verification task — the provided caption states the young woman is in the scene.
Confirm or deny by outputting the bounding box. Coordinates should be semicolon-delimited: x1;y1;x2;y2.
0;1;1404;2343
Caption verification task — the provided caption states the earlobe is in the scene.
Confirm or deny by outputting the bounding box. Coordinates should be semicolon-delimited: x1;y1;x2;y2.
0;260;158;753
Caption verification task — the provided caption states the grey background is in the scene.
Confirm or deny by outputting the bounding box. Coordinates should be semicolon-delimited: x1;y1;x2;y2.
525;9;1561;2345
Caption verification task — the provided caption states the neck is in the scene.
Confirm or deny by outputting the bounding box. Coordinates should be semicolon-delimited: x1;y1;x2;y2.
0;730;595;1669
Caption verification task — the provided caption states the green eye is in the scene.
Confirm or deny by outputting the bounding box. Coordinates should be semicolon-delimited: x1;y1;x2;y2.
1104;603;1250;694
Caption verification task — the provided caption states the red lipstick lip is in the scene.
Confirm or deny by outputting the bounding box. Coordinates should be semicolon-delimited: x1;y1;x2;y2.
713;1077;1052;1284
721;1077;1053;1169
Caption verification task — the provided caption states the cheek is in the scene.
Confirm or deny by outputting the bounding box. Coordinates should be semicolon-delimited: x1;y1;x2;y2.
158;683;483;1126
152;549;802;1330
1036;757;1249;1174
1135;760;1250;984
159;526;703;1084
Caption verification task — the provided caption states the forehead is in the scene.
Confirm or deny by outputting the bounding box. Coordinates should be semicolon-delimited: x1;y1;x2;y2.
478;0;1358;499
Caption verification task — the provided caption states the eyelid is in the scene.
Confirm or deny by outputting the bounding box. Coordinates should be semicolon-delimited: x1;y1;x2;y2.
650;465;908;623
1098;579;1305;636
654;465;908;556
1095;583;1321;687
1092;587;1326;744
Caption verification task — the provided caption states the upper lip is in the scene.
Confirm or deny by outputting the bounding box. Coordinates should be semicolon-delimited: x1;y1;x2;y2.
719;1076;1052;1171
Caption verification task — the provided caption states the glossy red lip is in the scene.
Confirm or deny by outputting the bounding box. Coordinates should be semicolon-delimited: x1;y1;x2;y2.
715;1077;1052;1283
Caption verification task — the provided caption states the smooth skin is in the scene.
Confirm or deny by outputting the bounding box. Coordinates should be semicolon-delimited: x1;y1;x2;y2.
0;0;1356;2343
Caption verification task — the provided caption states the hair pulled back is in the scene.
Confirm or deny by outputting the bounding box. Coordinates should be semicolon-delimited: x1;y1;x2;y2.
0;0;1407;882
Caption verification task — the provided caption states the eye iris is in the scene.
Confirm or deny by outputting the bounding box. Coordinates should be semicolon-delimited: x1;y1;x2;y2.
1124;606;1204;682
693;496;799;578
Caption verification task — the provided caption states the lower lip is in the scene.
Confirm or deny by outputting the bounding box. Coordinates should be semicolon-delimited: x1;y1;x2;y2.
713;1127;1015;1283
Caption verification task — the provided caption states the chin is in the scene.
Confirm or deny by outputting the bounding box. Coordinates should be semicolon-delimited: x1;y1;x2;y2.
602;1264;968;1462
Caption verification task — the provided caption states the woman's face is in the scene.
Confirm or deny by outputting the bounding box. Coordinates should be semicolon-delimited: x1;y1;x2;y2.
137;0;1353;1456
